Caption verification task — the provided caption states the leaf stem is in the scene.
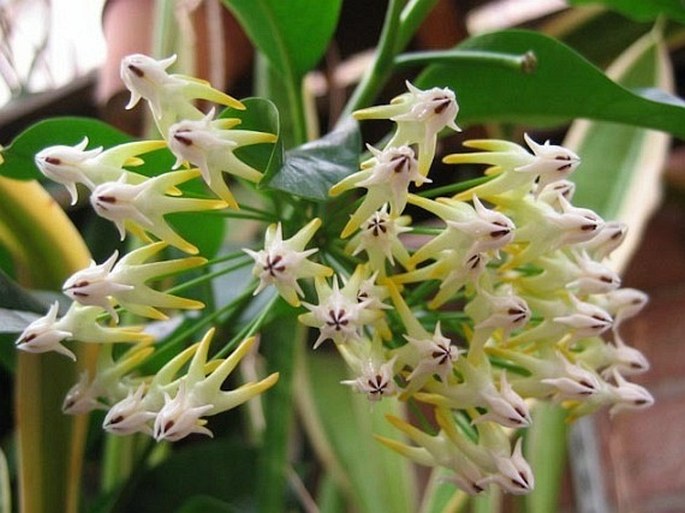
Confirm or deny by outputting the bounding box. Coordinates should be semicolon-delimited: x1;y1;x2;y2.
394;49;537;73
340;0;405;117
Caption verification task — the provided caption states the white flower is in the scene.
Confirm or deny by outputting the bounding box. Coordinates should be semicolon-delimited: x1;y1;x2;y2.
16;301;151;360
300;274;382;349
120;53;244;135
341;356;398;402
153;328;279;442
63;342;152;414
154;382;214;441
168;110;276;208
63;242;206;321
445;134;579;200
354;81;460;175
607;370;654;416
330;145;429;238
576;220;627;260
244;219;332;307
405;322;459;386
347;204;412;272
479;438;535;495
408;194;514;267
15;302;74;359
34;138;165;204
103;384;158;436
90;169;227;254
554;294;613;341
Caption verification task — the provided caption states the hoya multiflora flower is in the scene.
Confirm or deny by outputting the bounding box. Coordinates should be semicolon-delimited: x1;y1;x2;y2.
446;134;580;201
500;194;604;267
330;145;428;238
407;194;515;267
153;328;279;441
340;352;398;402
346;204;412;273
35;138;166;204
299;272;387;349
168;110;277;208
416;359;531;429
378;414;488;495
385;280;459;391
120;53;244;136
104;329;279;441
63;342;153;414
354;81;460;175
244;218;333;307
16;301;152;360
63;242;205;322
90;168;226;254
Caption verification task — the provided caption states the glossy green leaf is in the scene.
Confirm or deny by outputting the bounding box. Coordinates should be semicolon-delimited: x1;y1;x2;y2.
267;118;361;201
220;0;342;79
304;351;417;513
414;29;685;138
565;27;672;270
568;0;685;24
0;117;130;180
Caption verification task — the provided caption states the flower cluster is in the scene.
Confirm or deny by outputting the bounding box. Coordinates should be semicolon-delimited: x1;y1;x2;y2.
266;81;649;496
20;54;281;441
18;58;653;487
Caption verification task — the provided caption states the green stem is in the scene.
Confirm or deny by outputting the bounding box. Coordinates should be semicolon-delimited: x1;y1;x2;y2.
166;257;252;294
396;0;440;50
418;176;492;198
257;304;303;513
214;292;280;359
394;49;537;72
340;0;405;117
101;435;137;493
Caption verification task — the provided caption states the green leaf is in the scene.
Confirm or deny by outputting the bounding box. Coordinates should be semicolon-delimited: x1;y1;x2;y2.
175;495;242;513
523;404;568;513
0;117;130;180
220;0;342;79
565;27;673;271
266;118;361;201
0;268;49;313
303;351;417;513
219;97;283;181
568;0;685;24
117;441;258;513
414;29;685;138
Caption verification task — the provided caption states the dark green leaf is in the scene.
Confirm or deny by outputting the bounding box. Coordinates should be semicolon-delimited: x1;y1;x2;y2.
0;268;50;313
118;441;258;513
0;333;17;373
568;0;685;24
175;495;243;513
415;29;685;138
0;117;130;180
267;118;361;201
220;0;342;79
